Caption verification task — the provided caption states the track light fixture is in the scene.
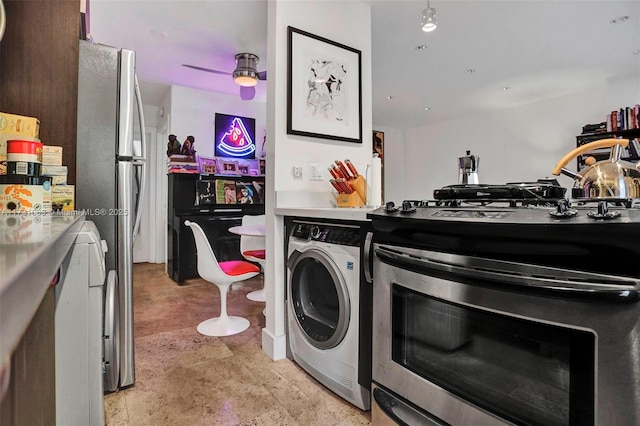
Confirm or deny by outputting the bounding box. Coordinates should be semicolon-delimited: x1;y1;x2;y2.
421;0;437;32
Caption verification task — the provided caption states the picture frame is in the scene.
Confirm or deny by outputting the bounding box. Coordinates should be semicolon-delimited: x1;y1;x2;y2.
373;130;385;202
217;159;239;174
198;156;218;175
287;26;362;144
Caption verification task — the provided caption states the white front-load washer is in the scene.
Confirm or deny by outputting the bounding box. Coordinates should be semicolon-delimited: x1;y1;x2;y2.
286;220;370;410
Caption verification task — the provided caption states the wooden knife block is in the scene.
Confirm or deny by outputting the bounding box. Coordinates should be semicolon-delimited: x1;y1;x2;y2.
336;176;366;207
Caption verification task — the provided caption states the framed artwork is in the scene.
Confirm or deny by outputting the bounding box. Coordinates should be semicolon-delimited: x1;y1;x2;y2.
373;130;385;202
287;26;362;143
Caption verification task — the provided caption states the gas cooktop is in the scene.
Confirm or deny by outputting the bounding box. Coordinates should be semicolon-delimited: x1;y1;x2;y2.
371;180;640;223
433;181;567;202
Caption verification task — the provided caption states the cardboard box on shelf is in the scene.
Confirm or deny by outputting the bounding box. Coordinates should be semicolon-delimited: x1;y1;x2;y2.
42;165;68;185
42;145;63;166
52;185;75;211
0;112;40;138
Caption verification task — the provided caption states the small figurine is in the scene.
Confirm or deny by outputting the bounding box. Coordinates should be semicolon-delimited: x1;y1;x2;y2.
166;134;181;156
181;135;196;157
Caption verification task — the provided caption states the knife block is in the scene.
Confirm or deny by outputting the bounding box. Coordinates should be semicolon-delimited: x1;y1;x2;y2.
336;176;366;207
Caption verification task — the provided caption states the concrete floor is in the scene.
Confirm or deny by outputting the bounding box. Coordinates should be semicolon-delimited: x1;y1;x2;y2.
104;263;371;425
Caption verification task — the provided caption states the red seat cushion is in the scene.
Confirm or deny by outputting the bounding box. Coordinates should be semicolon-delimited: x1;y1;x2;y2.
243;249;265;259
219;260;260;276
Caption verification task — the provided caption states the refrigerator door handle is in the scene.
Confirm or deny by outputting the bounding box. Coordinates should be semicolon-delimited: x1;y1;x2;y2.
118;49;136;158
132;73;147;242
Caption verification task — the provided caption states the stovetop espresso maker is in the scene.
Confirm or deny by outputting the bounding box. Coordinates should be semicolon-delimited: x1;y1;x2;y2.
458;150;479;184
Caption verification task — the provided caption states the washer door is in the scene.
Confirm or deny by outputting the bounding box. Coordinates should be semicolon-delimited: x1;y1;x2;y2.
288;248;350;349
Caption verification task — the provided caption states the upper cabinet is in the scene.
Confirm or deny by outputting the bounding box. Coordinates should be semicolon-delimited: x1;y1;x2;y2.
0;0;80;184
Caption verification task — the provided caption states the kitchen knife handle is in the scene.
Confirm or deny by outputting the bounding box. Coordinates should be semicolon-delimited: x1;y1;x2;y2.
329;179;343;193
345;159;359;177
335;160;353;180
332;164;347;180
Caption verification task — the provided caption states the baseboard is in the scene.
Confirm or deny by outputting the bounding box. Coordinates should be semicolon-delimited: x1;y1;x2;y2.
261;328;287;360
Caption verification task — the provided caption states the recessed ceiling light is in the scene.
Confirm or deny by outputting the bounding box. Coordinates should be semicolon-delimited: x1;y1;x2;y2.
150;29;168;39
633;50;640;55
502;86;510;91
416;45;427;51
386;96;393;100
424;107;431;111
465;69;476;74
610;15;629;24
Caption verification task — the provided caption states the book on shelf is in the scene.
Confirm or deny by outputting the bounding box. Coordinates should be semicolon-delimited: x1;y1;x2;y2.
196;180;216;205
234;179;265;204
215;179;236;204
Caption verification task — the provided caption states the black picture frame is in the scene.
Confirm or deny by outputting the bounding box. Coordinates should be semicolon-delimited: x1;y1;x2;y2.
287;26;362;144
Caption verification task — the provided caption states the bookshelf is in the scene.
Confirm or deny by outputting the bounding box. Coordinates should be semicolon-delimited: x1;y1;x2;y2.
575;128;640;172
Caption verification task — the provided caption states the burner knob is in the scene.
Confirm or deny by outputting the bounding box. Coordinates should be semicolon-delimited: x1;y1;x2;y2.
401;201;417;214
548;199;578;218
587;201;621;220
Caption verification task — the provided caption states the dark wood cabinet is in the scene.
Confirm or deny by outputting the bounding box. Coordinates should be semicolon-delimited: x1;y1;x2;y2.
0;2;79;424
0;0;80;184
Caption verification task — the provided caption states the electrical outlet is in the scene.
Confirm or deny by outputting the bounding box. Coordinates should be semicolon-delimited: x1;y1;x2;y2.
292;166;303;178
309;162;324;181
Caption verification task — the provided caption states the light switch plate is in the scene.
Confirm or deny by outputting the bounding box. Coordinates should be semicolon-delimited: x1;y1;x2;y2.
309;162;324;181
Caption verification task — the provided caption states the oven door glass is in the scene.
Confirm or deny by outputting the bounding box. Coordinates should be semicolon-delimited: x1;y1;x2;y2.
392;285;595;426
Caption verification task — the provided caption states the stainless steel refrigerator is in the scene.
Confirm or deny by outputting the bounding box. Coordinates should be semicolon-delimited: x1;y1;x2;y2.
76;40;147;392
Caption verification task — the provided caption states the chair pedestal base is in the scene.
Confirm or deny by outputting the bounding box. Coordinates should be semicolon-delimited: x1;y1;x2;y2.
197;316;249;336
246;288;266;302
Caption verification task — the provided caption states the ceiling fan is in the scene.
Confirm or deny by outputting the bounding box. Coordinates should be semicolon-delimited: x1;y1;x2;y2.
182;53;267;100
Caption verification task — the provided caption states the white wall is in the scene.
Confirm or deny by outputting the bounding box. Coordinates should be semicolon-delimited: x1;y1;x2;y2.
263;0;373;360
169;86;267;158
269;0;373;200
403;75;640;199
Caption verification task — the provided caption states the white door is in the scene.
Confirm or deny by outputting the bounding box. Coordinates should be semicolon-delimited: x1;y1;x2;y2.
133;127;155;263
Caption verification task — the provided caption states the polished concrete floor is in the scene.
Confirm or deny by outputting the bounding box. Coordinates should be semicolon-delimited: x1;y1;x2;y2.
104;263;372;425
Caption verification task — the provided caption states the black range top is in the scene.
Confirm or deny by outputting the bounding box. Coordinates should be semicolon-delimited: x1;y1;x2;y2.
366;181;640;278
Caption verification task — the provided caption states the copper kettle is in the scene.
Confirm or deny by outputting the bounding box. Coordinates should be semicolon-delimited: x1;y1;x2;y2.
552;138;640;199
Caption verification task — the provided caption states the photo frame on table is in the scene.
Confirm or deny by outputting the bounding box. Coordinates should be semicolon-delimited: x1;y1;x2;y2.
287;26;362;144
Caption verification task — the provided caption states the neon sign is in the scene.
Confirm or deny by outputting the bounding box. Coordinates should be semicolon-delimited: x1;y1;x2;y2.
214;113;256;159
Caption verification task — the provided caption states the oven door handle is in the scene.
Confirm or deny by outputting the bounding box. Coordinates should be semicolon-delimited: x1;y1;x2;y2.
375;247;640;302
373;386;449;426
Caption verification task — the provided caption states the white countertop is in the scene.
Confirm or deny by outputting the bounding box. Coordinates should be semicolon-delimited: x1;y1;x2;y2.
0;213;85;364
274;206;379;221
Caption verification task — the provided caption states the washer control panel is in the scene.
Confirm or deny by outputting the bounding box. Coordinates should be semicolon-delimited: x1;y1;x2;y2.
291;222;361;247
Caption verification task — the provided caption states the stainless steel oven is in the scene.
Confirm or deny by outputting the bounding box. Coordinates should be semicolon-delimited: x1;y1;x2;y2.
367;196;640;426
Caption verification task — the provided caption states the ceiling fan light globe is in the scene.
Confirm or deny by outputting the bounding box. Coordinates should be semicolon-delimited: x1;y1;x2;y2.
421;7;437;32
233;53;260;86
234;74;258;87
